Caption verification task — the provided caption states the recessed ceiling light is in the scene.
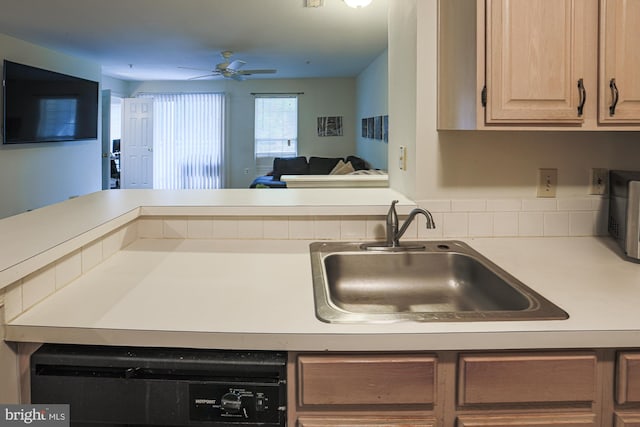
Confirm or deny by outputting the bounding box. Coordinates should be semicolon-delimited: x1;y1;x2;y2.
344;0;373;8
305;0;324;7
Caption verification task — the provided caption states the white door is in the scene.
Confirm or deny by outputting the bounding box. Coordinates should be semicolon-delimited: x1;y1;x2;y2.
121;98;153;189
101;90;111;190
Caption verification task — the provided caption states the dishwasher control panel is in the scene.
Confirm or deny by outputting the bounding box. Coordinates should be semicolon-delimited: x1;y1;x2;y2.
190;384;284;424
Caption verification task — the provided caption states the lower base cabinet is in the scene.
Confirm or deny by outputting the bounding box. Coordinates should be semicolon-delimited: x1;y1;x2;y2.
290;349;640;427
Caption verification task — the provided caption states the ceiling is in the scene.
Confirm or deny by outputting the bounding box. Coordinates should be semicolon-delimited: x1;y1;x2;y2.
0;0;388;81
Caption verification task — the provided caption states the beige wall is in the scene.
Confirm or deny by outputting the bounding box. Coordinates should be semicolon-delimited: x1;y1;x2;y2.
0;34;103;219
390;0;640;201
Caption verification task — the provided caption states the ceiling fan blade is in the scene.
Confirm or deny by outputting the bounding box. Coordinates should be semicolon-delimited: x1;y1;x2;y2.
178;66;213;72
188;73;221;80
226;60;246;71
230;73;246;81
237;69;277;75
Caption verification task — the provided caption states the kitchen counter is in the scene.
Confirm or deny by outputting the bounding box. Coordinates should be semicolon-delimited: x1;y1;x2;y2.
0;188;415;290
6;235;640;351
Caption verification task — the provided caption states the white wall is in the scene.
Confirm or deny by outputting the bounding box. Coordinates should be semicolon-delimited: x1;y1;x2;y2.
389;0;640;202
388;0;417;197
126;78;357;188
0;33;103;218
356;49;388;170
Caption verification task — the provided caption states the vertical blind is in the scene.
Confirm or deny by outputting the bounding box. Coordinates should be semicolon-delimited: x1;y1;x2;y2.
254;96;298;175
147;93;225;189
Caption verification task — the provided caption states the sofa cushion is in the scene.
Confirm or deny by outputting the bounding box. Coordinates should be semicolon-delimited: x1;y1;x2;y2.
308;157;344;175
272;156;309;180
330;160;355;175
346;155;368;171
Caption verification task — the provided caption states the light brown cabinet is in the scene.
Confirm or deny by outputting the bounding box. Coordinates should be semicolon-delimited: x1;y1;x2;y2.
289;351;604;427
615;352;640;427
291;353;437;426
457;413;597;427
485;0;595;125
599;0;640;124
458;352;597;405
438;0;640;130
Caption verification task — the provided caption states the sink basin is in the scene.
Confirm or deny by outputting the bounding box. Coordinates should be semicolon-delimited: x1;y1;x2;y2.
309;241;568;323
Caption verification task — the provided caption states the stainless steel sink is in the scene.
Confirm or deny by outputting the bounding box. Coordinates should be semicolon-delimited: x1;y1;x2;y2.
309;241;568;323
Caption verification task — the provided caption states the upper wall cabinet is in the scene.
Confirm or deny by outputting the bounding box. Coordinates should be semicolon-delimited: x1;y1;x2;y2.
599;0;640;124
438;0;640;130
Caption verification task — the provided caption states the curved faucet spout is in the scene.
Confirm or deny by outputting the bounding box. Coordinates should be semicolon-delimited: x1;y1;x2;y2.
385;200;436;247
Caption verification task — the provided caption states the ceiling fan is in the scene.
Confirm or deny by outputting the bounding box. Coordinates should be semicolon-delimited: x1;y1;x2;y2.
182;51;277;81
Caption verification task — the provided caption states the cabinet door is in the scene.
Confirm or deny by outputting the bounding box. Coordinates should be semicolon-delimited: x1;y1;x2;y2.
617;352;640;404
298;416;435;427
297;354;436;408
615;413;640;427
485;0;595;124
599;0;640;123
457;413;596;427
458;352;597;405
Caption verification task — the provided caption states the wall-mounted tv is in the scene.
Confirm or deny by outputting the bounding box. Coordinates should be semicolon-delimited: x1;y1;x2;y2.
2;60;99;144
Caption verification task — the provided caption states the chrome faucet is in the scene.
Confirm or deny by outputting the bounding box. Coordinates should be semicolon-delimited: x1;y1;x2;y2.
386;200;435;247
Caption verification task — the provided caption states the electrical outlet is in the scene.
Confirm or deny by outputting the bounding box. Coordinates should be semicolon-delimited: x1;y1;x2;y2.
399;146;407;171
589;168;608;195
537;168;557;198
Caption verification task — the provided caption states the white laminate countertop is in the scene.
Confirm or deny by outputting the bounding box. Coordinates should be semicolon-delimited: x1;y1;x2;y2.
6;236;640;351
0;188;414;289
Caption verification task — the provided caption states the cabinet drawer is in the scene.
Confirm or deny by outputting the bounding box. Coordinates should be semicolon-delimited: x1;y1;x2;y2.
298;415;435;427
458;352;597;405
614;413;640;427
617;353;640;404
457;413;596;427
297;354;436;407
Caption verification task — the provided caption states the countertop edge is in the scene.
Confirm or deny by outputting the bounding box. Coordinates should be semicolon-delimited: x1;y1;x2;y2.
6;325;640;351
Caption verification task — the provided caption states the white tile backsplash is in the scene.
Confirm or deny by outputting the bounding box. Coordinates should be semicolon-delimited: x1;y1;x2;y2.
4;282;23;322
22;266;56;311
163;218;188;238
314;217;341;240
82;240;103;273
492;212;519;237
236;217;264;239
187;217;213;238
213;217;239;239
518;212;544;236
522;198;558;211
468;213;493;237
55;250;82;290
543;212;570;236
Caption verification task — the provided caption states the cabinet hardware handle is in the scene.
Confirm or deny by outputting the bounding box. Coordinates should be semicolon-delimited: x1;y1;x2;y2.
481;85;487;107
577;78;586;117
609;78;619;116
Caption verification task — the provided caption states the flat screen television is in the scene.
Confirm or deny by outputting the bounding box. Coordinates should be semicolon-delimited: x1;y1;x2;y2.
3;60;99;144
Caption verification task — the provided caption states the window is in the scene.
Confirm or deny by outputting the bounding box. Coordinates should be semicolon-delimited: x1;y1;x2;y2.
254;96;298;175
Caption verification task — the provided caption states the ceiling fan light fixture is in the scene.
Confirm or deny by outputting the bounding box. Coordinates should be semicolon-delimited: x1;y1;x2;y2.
344;0;372;8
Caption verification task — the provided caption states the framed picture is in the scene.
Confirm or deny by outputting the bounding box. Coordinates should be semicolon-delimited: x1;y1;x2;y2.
367;117;374;138
374;116;382;140
383;115;389;142
317;116;343;137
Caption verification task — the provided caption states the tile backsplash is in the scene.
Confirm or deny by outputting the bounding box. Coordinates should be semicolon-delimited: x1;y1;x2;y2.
137;196;609;241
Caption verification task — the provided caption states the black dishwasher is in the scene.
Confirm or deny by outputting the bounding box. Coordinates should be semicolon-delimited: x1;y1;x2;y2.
31;344;287;426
